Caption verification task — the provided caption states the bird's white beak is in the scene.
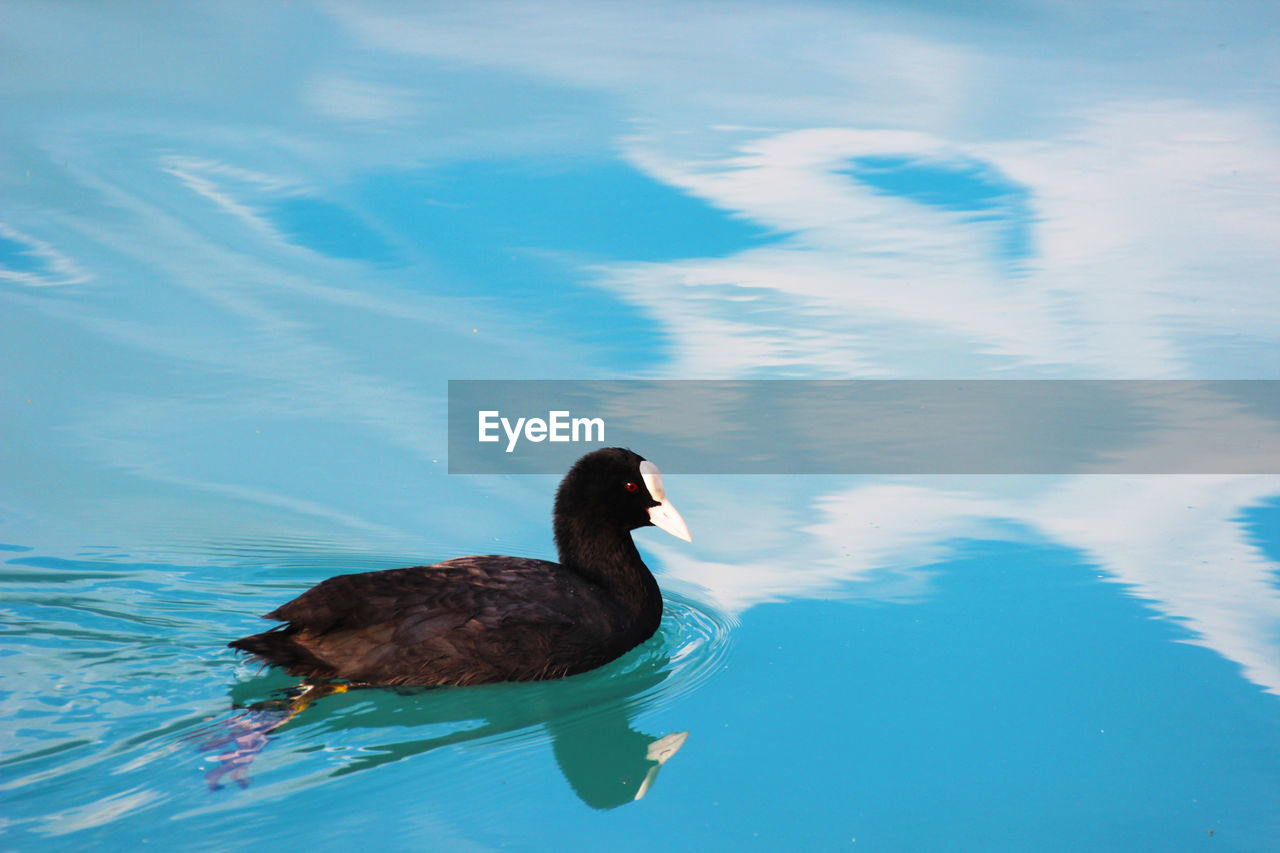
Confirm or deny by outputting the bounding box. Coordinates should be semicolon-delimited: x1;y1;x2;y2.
640;460;692;542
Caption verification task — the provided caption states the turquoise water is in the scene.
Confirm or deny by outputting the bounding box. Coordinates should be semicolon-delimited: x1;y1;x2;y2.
4;2;1280;849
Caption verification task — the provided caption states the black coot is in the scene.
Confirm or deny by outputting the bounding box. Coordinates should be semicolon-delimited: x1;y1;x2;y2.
229;448;691;686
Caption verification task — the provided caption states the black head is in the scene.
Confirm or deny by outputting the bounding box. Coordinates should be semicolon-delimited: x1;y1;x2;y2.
553;448;691;542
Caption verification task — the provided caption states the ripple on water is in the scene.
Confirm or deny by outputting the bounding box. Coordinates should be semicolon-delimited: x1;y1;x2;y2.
606;591;736;713
220;591;734;758
1;543;734;838
174;591;735;818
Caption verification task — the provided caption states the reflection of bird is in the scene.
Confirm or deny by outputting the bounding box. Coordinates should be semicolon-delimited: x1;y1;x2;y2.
202;636;690;804
550;709;689;808
230;448;691;686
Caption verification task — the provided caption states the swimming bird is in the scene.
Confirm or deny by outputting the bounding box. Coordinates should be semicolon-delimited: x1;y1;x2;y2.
229;448;691;686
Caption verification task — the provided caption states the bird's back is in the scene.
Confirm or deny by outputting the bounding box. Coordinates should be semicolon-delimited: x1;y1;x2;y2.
229;556;644;686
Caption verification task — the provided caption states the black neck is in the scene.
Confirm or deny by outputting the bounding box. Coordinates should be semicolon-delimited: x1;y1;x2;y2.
554;518;661;626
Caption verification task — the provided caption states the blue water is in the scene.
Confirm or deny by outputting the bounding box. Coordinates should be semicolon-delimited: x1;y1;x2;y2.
4;2;1280;850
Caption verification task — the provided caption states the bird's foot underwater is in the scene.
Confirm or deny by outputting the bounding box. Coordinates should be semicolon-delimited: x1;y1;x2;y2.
197;681;350;791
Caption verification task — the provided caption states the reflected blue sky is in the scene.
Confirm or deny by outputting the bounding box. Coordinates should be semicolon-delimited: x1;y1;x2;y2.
845;154;1033;265
3;0;1280;848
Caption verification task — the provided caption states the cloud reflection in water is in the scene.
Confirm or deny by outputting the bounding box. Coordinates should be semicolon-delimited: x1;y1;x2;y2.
3;0;1280;742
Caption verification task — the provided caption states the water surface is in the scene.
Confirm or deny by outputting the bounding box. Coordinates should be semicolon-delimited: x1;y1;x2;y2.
3;2;1280;850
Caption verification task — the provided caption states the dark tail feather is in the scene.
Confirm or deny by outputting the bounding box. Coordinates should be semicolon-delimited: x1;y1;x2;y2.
228;627;332;677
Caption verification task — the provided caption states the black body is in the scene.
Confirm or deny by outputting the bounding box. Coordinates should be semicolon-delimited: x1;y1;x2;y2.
229;448;670;686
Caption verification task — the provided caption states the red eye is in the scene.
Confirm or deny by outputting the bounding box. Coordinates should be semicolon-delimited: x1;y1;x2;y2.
624;481;639;492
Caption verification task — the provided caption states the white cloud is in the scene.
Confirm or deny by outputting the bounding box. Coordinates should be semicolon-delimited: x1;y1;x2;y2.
593;109;1280;379
0;222;92;287
306;75;424;122
659;472;1280;694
